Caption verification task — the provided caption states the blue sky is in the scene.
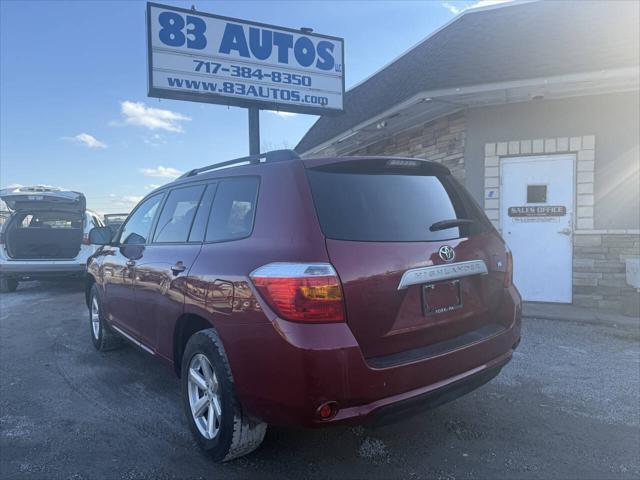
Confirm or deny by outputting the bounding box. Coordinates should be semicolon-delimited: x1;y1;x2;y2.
1;0;489;213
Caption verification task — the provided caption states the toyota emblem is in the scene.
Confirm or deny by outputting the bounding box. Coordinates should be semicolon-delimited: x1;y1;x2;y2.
438;245;455;262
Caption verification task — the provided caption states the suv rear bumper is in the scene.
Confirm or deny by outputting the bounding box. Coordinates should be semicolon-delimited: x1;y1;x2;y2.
0;261;86;278
222;287;522;427
334;349;511;425
0;245;94;279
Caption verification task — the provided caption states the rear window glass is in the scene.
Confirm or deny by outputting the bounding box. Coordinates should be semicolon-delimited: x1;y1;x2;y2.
306;166;491;242
16;212;82;229
205;177;259;242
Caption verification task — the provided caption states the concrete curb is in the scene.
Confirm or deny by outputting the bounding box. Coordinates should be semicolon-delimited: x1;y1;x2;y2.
523;303;640;333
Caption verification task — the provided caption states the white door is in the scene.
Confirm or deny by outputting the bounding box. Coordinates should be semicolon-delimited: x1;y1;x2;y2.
500;155;574;303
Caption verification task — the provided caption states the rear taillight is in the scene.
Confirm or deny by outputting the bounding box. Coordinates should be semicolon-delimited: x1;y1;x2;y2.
82;233;91;246
504;249;513;288
250;263;345;323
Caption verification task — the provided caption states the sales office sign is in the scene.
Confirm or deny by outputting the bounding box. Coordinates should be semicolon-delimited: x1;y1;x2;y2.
146;3;345;114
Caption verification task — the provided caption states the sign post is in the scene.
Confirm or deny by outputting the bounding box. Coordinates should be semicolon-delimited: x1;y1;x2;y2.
145;2;345;154
248;107;260;155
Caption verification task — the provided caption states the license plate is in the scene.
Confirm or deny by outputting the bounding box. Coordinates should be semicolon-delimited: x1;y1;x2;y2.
422;280;461;315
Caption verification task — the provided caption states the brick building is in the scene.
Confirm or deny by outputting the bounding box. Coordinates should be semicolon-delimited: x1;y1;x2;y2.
296;1;640;314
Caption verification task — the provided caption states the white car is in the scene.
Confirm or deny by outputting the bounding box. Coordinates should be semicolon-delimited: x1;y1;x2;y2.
0;186;104;292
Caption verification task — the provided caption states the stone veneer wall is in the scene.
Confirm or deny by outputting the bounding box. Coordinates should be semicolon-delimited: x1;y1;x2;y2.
574;234;640;313
351;110;466;181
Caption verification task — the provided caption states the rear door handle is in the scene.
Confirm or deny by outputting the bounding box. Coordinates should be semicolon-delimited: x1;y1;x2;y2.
171;261;187;275
558;228;572;236
126;259;136;267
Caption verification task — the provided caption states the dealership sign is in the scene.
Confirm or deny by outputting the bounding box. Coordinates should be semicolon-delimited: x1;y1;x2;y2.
146;2;344;114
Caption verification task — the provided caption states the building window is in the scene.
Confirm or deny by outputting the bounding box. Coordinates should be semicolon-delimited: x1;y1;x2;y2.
527;184;547;203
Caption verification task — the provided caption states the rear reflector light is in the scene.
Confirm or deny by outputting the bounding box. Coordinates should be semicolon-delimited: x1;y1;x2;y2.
250;263;345;323
504;249;513;288
317;401;338;420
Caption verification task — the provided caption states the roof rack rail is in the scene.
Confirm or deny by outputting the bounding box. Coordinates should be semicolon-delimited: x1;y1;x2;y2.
179;149;300;178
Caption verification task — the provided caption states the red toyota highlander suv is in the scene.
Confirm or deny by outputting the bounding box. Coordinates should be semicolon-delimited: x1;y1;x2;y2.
86;150;521;462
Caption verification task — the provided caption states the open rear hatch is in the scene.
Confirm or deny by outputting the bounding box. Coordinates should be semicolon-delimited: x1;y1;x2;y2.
305;158;511;362
1;187;86;260
1;187;85;213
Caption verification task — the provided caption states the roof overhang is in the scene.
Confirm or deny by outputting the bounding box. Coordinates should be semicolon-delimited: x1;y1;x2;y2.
301;66;640;157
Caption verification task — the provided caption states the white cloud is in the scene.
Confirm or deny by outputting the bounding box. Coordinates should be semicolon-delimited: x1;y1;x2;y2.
103;195;143;208
121;195;143;204
139;166;182;179
442;0;511;15
3;183;61;191
143;133;167;147
63;133;107;149
267;111;298;118
442;2;463;14
115;101;191;132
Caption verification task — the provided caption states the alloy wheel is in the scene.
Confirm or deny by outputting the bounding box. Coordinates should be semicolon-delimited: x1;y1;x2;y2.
91;296;100;339
187;353;222;440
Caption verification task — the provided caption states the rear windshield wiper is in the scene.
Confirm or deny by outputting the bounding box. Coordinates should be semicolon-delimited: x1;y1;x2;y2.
429;218;475;232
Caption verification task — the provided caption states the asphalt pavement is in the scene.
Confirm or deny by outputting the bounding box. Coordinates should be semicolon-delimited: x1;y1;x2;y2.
1;280;638;479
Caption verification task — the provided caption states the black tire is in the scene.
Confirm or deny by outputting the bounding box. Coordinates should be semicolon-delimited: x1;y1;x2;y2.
0;278;18;293
89;284;122;351
181;329;267;462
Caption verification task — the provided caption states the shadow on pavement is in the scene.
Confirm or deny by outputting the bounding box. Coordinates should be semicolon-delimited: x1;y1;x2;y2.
9;278;84;295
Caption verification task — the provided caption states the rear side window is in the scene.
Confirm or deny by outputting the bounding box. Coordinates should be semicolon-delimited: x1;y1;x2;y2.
119;194;163;245
205;177;259;242
306;165;491;242
188;183;217;242
153;185;206;243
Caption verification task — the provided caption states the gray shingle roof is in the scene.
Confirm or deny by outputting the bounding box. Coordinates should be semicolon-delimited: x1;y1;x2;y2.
296;1;640;153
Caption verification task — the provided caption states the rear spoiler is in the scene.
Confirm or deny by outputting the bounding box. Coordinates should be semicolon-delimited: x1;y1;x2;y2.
304;157;451;175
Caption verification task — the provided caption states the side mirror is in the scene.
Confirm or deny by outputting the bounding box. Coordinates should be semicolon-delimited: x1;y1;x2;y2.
89;227;113;245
